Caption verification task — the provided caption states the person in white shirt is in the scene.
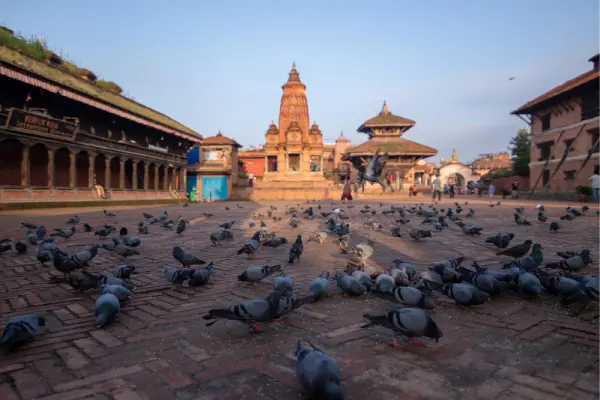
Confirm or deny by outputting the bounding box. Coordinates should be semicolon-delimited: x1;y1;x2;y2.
589;165;599;203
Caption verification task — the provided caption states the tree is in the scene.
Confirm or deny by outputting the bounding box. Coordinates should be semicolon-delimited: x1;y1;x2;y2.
509;128;531;176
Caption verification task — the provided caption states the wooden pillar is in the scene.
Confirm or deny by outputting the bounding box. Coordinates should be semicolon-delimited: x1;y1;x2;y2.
69;151;76;187
21;146;30;186
132;160;138;190
182;167;187;192
47;148;55;187
88;153;95;187
104;157;111;189
143;163;149;190
171;168;176;190
153;164;159;190
163;166;168;191
119;159;125;189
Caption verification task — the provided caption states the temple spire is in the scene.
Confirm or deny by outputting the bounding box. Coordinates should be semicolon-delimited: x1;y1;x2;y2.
287;62;301;83
381;101;389;115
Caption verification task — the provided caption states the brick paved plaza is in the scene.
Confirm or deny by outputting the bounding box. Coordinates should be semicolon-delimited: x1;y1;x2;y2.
0;197;598;400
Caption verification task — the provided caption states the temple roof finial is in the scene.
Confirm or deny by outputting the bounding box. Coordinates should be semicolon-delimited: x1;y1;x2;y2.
381;101;389;115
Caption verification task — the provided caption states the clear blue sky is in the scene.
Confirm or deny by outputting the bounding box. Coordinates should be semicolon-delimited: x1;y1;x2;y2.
2;0;599;162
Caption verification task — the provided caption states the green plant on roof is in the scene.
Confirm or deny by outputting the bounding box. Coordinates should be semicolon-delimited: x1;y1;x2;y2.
0;28;45;61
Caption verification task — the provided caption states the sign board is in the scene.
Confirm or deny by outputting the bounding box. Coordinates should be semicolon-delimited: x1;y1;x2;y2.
148;144;169;153
4;108;78;141
204;151;219;161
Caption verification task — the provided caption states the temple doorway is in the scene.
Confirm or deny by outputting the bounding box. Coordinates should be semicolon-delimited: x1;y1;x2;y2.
448;173;465;189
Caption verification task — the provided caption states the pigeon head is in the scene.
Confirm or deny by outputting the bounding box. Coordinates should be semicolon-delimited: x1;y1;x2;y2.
580;249;592;259
508;233;515;240
524;239;533;245
532;243;543;251
421;295;437;310
120;227;128;236
237;271;248;282
422;230;432;238
424;318;443;343
96;312;109;328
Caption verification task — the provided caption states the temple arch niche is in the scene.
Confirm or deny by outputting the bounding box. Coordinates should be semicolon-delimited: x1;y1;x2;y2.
0;139;23;185
109;157;120;189
148;163;156;190
75;151;90;187
94;154;106;187
158;165;166;190
124;159;134;189
54;147;70;187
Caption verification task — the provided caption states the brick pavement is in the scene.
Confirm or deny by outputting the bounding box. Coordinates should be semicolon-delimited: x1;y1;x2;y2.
0;198;598;399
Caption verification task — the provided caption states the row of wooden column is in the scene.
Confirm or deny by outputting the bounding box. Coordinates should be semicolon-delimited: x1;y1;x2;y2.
19;146;186;190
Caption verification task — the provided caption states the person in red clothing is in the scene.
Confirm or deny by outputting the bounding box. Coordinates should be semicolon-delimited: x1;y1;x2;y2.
341;178;353;201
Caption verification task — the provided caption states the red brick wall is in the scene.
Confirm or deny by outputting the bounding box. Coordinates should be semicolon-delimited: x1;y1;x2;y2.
489;175;530;191
239;156;265;178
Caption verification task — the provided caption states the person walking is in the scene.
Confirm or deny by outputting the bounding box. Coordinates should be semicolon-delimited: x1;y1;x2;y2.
443;184;448;197
248;172;254;187
511;180;519;199
449;184;455;199
341;178;353;201
489;183;496;202
589;165;600;203
432;175;442;201
408;185;414;197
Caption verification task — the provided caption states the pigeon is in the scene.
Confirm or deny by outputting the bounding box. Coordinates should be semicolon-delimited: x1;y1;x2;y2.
67;215;80;224
113;242;140;258
334;272;367;296
83;223;93;233
95;293;120;327
248;220;256;228
457;222;482;235
143;212;154;219
388;267;410;286
549;222;561;232
430;258;464;283
50;226;76;239
566;207;582;216
557;250;591;259
36;226;46;240
119;227;128;237
101;238;119;252
67;271;100;291
202;290;285;334
94;227;112;239
220;220;235;230
112;265;137;279
122;236;142;247
485;233;515;249
438;282;491;306
409;228;432;240
370;287;436;310
39;238;67;257
164;267;194;285
238;265;282;284
21;222;37;230
391;227;402;237
263;236;288;248
465;208;475;218
295;341;343;400
362;308;443;347
25;231;38;245
560;213;576;221
70;245;100;267
347;268;372;289
172;246;205;267
457;266;514;295
535;270;582;297
103;209;116;217
0;314;46;352
37;249;53;266
137;222;148;234
289;235;303;264
308;272;331;299
175;219;186;234
496;239;532;258
188;262;214;286
237;231;261;258
470;261;513;282
510;268;543;296
273;274;293;293
100;284;132;303
537;212;548;223
15;241;27;254
210;230;233;245
309;232;329;244
53;253;81;278
514;213;531;225
390;260;417;280
546;250;592;272
374;273;396;291
80;272;133;290
503;244;544;271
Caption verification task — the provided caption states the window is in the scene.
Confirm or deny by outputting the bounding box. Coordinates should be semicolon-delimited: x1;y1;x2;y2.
563;139;575;152
267;156;277;172
310;155;321;172
540;113;551;131
589;129;599;153
288;154;300;171
542;169;550;187
537;141;554;161
564;170;576;180
581;88;599;120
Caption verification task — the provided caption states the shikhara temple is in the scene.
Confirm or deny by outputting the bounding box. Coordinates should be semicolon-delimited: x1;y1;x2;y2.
0;26;201;203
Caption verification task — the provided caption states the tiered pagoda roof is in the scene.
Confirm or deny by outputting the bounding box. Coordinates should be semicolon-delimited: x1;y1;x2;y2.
357;101;416;134
202;131;242;148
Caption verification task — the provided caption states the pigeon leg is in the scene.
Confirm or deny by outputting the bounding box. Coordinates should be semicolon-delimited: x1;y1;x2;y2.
248;324;263;334
408;339;427;346
388;336;404;350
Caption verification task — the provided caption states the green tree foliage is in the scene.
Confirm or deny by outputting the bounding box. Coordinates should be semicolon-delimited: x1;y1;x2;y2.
509;128;531;176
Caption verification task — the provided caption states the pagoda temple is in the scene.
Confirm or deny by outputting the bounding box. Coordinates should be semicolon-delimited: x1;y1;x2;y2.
344;101;437;191
262;63;326;181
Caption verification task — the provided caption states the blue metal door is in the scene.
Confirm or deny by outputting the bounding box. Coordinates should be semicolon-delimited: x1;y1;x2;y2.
201;176;228;200
186;175;198;198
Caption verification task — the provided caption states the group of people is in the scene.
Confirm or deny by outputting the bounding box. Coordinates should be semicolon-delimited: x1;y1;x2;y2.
430;176;455;201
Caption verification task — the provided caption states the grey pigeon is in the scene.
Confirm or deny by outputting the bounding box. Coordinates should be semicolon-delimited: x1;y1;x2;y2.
93;273;134;290
347;268;372;289
95;293;120;327
67;272;100;291
238;265;282;284
113;242;140;257
273;274;293;293
560;212;576;221
537;212;548;222
289;235;303;264
374;273;396;291
236;231;261;258
26;231;38;245
100;284;132;303
497;239;532;258
176;219;186;235
15;241;27;254
549;221;561;232
295;340;343;400
36;226;46;240
430;257;465;283
308;272;331;299
503;244;544;272
94;227;113;239
557;250;591;259
434;282;491;306
210;229;233;245
112;265;137;279
465;208;475;217
202;290;285;334
37;249;53;266
53;253;80;278
388;267;410;286
143;212;154;219
334;272;367;296
138;222;148;234
546;250;592;272
122;236;142;247
0;314;45;352
83;223;93;233
514;213;531;225
67;215;80;224
70;245;100;267
536;270;582;297
50;226;76;239
188;262;214;286
457;266;514;295
409;228;432;240
510;267;543;296
21;222;37;230
264;236;288;248
485;233;515;249
390;260;417;280
470;261;512;282
457;222;482;235
219;220;235;230
172;246;205;267
370;287;436;310
103;209;116;217
165;267;194;285
362;307;443;347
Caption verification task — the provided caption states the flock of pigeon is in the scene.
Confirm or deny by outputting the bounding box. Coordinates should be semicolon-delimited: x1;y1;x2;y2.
0;201;598;399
